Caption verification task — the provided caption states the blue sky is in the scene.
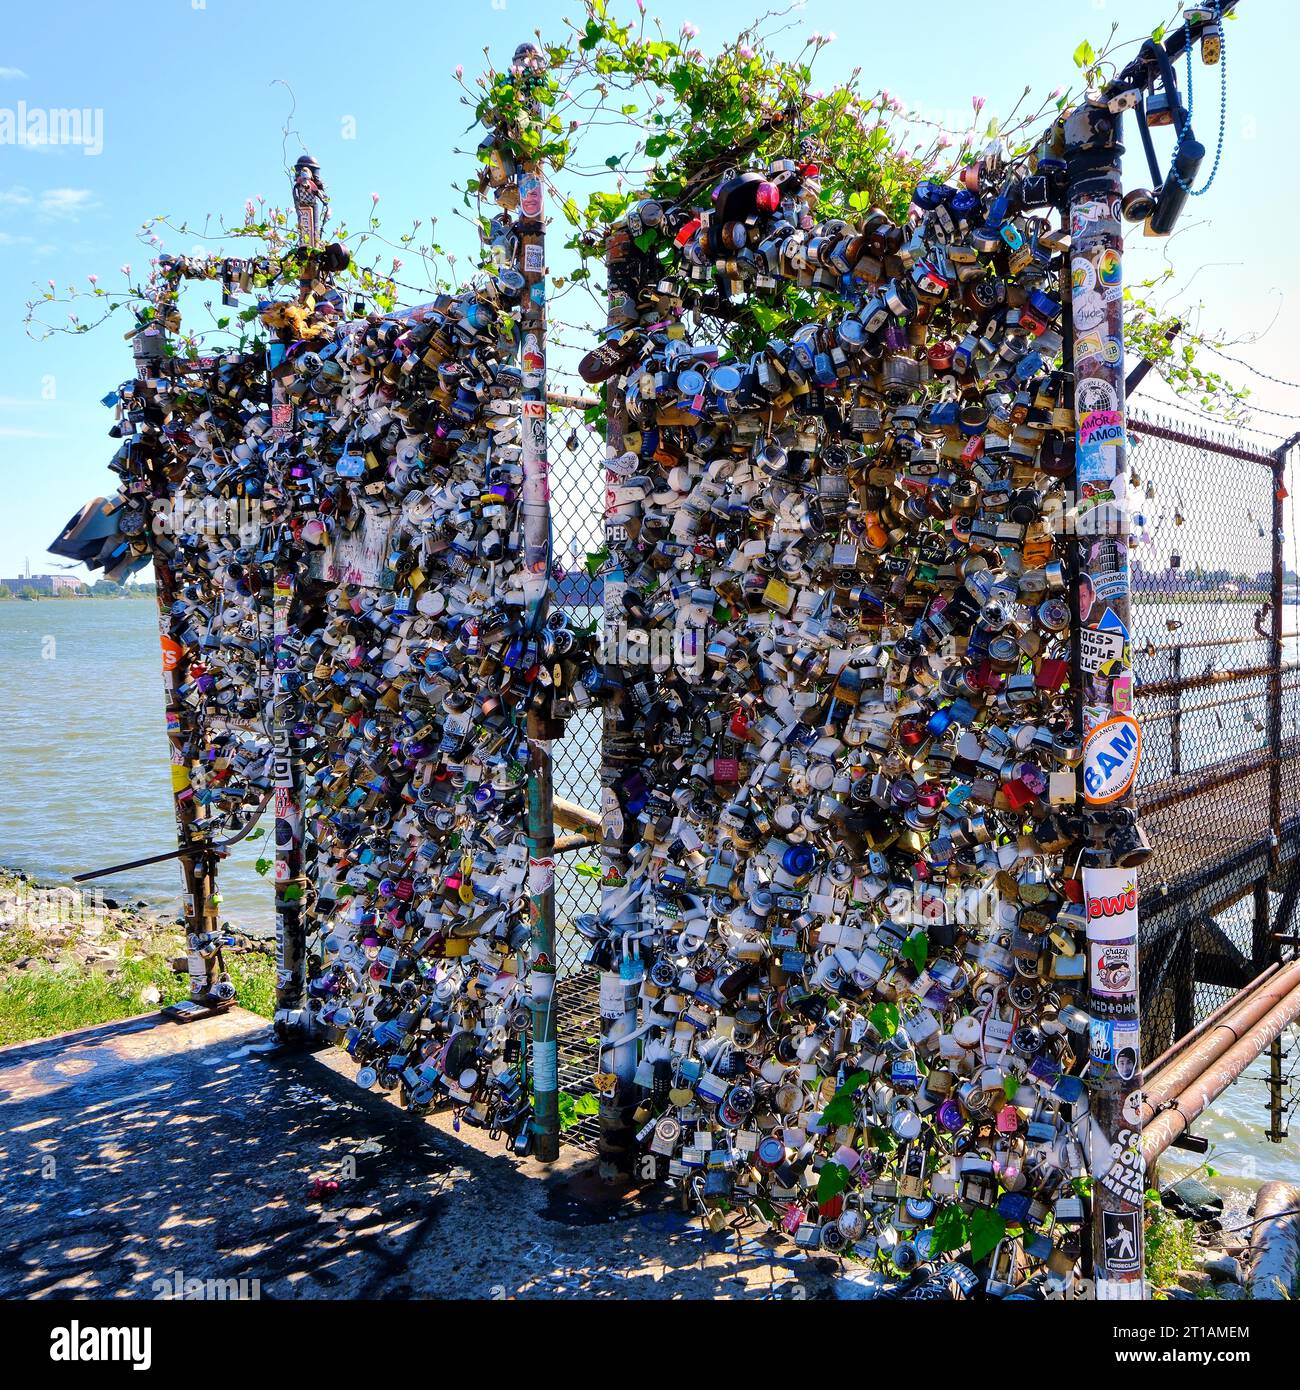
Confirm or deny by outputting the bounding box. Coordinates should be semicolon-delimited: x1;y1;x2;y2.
0;0;1294;580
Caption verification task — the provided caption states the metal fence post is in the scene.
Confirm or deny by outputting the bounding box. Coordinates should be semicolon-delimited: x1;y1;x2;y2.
134;324;223;1005
271;153;326;1036
1268;440;1292;868
596;221;644;1178
1065;97;1147;1299
511;42;560;1163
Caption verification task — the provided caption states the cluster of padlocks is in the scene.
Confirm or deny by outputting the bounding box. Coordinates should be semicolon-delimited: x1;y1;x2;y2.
55;258;282;1001
288;283;569;1143
59;36;1175;1291
584;138;1101;1290
272;49;587;1147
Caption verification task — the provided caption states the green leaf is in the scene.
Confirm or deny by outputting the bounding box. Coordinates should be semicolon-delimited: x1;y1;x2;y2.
900;929;928;973
817;1160;851;1206
931;1204;970;1255
1073;39;1096;69
868;1001;899;1039
1003;1075;1020;1102
818;1069;872;1129
970;1209;1007;1264
557;1090;600;1130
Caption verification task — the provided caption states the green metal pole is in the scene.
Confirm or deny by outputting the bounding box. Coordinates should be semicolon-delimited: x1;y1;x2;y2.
511;42;560;1163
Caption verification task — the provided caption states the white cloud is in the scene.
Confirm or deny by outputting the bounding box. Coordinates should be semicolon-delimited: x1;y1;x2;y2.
0;67;27;80
38;187;97;217
0;186;34;207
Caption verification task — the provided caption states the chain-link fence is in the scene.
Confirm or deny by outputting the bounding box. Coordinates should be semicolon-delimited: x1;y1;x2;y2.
543;404;1300;1134
547;393;606;1147
1128;414;1300;1063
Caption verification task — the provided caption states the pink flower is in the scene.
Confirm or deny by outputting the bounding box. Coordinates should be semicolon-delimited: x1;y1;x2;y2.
738;44;755;60
87;273;98;285
47;278;55;289
937;134;952;150
972;94;987;113
120;264;130;277
371;192;380;203
681;21;698;38
455;65;464;79
1051;86;1065;99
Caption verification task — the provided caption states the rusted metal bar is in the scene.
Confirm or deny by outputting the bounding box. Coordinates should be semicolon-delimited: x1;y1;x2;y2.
1140;631;1290;657
1139;957;1300;1118
1142;978;1300;1164
1143;959;1281;1080
1129;416;1278;467
1139;660;1300;700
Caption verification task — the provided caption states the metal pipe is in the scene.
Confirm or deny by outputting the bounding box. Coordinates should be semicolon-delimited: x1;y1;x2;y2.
1142;960;1281;1078
73;791;272;882
1066;93;1147;1299
1139;958;1300;1120
1142;980;1300;1164
511;42;560;1164
597;218;647;1180
1270;442;1289;867
271;154;327;1038
1248;1182;1300;1299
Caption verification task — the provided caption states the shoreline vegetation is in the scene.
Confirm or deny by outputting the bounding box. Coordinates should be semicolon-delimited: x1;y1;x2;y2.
0;583;156;600
0;865;273;1047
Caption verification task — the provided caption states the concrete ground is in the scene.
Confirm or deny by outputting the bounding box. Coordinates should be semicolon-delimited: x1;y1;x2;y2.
0;1008;839;1300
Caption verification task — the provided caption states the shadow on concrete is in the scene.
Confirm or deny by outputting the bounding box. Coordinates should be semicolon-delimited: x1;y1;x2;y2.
0;1009;836;1300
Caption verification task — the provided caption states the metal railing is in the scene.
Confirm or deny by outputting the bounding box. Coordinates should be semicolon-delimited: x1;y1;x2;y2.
1127;414;1300;1079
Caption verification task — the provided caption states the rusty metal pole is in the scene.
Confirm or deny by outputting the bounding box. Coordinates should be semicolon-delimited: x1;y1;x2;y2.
1065;96;1147;1299
270;153;326;1037
131;276;227;1010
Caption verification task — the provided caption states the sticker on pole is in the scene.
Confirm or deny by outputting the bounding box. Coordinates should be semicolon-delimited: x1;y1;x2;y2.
1081;714;1141;804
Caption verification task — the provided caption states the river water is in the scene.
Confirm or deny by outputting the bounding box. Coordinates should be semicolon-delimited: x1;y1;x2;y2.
0;595;1294;1193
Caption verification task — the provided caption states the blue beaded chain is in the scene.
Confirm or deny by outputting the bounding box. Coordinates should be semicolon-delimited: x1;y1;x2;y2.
1172;2;1228;196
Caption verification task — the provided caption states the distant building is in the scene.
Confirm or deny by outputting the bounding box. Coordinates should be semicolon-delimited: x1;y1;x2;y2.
1;574;86;595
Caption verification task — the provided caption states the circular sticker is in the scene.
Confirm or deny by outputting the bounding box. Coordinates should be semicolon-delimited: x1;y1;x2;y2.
1076;377;1119;415
1081;714;1142;804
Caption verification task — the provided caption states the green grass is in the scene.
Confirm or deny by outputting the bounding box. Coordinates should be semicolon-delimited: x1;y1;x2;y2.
1145;1200;1199;1292
0;923;275;1047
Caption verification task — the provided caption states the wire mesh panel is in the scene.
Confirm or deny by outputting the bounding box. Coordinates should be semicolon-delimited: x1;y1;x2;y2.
547;393;605;1146
1127;414;1298;1057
